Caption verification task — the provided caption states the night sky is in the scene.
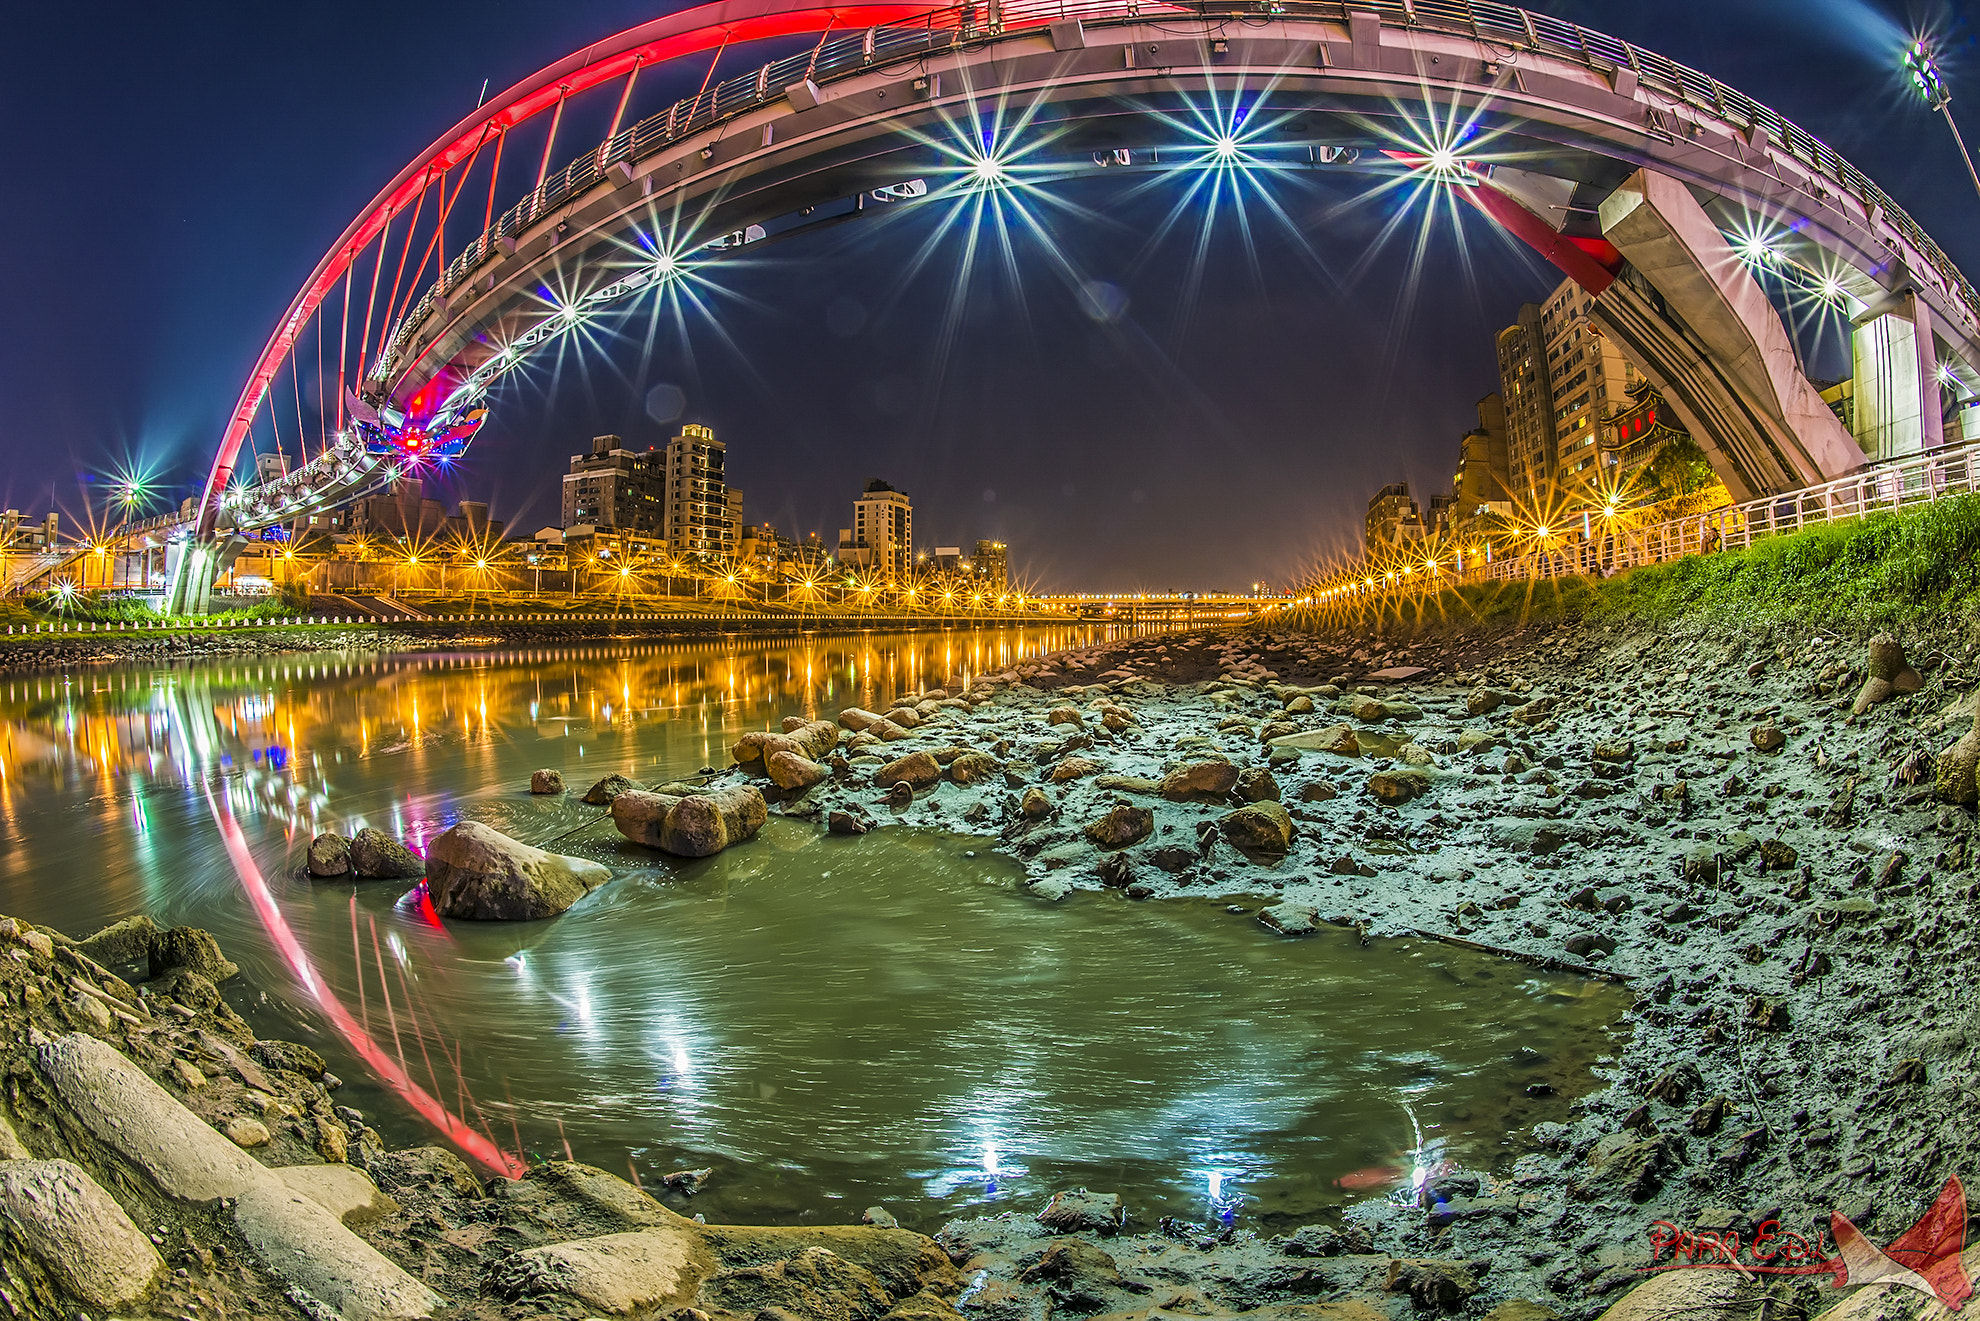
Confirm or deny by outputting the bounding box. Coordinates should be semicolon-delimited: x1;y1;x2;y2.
3;0;1974;590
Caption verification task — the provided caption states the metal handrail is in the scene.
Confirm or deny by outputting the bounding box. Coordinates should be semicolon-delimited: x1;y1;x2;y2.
377;0;1977;370
1466;442;1980;586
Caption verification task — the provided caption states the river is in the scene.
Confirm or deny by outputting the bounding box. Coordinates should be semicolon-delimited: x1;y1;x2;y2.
0;623;1623;1231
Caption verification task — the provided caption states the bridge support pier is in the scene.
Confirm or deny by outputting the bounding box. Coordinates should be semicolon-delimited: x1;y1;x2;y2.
1594;168;1865;499
1851;293;1945;462
163;535;243;616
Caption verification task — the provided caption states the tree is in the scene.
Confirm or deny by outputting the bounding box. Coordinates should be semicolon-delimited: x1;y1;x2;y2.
1644;438;1718;501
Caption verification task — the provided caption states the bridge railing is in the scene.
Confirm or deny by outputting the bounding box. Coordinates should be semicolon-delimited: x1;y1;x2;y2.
379;0;1977;377
1466;441;1980;586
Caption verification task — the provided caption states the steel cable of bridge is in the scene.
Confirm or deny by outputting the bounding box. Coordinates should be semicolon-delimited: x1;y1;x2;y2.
336;264;352;435
481;127;508;239
534;87;570;196
377;168;436;380
391;131;494;352
290;340;306;466
355;211;393;409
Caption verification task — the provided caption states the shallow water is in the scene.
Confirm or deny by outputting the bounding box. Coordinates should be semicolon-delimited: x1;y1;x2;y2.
0;625;1624;1231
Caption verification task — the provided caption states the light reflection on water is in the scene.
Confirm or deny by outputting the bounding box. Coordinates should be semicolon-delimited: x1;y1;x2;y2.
0;624;1624;1230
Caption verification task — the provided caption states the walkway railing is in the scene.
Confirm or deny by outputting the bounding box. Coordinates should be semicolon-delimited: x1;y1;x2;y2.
1469;441;1980;584
380;0;1977;374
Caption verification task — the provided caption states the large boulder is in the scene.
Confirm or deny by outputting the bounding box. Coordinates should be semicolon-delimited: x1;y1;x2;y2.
1271;724;1359;756
1084;805;1153;850
1235;767;1280;802
947;752;1002;785
1575;1132;1671;1202
1386;1259;1480;1309
529;769;565;795
875;751;942;790
1049;756;1102;783
734;721;837;767
1036;1189;1125;1236
1936;701;1980;805
489;1227;701;1316
766;750;828;792
425;821;612;920
1853;633;1924;714
1595;1270;1759;1321
149;927;238;983
611;786;767;858
76;916;158;970
307;834;351;878
1220;802;1294;853
582;773;644;805
0;1159;164;1309
1366;768;1432;805
350;828;424;879
1159;760;1238;799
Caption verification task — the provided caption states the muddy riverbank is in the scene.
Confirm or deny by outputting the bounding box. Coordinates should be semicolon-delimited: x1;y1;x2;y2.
2;614;1974;1319
734;616;1980;1318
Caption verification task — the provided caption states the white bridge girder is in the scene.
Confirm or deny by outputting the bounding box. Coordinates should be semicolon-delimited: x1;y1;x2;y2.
1596;168;1864;500
373;8;1979;428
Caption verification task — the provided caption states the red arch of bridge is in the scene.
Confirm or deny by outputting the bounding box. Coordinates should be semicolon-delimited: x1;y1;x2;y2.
198;0;949;536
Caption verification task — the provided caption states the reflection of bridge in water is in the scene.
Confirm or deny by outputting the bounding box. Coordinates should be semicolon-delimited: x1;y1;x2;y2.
1034;594;1274;623
86;0;1976;612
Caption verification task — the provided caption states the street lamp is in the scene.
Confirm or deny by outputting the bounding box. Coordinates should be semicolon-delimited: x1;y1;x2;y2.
1907;39;1980;203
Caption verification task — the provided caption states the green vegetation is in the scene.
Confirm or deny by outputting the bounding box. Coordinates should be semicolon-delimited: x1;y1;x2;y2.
1641;436;1719;502
1350;494;1980;636
12;591;299;628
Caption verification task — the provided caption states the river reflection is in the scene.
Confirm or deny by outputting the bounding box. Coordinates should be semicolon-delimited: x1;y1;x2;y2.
0;623;1624;1230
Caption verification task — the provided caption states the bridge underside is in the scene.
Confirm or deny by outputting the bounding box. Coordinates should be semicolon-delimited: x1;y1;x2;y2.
168;3;1980;610
381;23;1975;489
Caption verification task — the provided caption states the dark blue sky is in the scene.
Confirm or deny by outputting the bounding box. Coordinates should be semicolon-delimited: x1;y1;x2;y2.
2;0;1974;589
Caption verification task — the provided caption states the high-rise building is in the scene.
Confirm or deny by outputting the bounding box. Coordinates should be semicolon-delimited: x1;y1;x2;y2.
561;435;661;533
838;479;912;577
1496;303;1554;501
973;540;1009;593
661;424;739;557
1449;393;1514;534
1364;482;1425;552
1497;278;1646;499
1537;278;1637;485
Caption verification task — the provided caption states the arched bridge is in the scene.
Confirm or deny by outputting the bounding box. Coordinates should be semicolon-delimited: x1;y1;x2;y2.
165;0;1980;611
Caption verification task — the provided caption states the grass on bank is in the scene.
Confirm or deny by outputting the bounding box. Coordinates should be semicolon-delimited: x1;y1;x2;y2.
1318;494;1980;636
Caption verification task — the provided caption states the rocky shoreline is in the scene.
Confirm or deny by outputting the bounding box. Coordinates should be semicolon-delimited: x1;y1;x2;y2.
690;615;1980;1319
3;614;1977;1319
